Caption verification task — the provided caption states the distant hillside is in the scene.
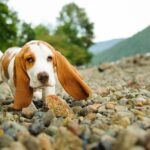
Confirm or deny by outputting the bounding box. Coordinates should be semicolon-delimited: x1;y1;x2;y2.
91;26;150;65
89;39;124;54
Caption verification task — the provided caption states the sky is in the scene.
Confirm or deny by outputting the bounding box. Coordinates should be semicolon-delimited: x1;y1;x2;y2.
8;0;150;42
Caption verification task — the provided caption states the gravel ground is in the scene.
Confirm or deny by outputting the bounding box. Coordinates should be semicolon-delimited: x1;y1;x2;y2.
0;54;150;150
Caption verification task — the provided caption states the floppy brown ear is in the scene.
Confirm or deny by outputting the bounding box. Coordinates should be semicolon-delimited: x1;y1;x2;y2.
12;50;33;110
54;51;92;100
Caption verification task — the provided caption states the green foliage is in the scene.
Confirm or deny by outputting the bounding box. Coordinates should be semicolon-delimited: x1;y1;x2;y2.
34;24;50;40
17;22;35;46
92;26;150;65
0;0;18;51
56;3;94;49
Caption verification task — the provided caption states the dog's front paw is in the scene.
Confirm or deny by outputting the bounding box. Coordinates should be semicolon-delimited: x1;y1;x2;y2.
7;104;22;112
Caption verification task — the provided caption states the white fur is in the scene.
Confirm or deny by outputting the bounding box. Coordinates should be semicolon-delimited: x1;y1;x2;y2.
0;51;3;59
33;89;42;101
7;48;22;95
0;51;3;82
0;47;21;85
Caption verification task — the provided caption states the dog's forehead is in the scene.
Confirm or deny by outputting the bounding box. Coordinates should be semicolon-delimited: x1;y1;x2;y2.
28;42;53;56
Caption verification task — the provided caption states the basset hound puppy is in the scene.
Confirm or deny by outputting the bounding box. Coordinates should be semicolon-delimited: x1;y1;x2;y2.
0;40;92;110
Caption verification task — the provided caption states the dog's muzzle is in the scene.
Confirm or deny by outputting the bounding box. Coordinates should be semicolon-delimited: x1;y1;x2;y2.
37;72;49;84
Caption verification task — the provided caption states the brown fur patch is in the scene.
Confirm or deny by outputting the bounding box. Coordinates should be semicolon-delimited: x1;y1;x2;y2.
12;45;33;110
13;46;35;86
24;50;35;70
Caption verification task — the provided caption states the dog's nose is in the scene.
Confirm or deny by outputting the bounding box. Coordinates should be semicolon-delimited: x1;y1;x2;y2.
37;72;49;84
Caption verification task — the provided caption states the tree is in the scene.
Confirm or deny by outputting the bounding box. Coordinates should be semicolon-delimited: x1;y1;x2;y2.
17;22;35;46
0;0;18;51
34;24;50;40
56;3;94;49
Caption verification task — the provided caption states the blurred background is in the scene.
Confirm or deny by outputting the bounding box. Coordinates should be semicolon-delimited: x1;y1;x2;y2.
0;0;150;66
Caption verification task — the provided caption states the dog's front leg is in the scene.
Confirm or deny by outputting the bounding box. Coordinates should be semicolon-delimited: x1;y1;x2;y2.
43;86;56;99
42;86;56;106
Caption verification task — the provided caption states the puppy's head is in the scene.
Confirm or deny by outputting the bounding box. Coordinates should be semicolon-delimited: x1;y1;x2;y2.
23;41;55;88
13;40;92;110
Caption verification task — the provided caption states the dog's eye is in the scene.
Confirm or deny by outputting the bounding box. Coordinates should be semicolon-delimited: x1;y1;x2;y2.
26;57;34;63
47;56;52;62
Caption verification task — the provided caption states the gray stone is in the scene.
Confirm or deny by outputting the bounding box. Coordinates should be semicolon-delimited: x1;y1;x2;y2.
42;110;55;127
28;122;45;135
22;135;41;150
0;135;14;148
44;126;58;136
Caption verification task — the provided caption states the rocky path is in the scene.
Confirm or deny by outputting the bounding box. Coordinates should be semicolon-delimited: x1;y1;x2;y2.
0;54;150;150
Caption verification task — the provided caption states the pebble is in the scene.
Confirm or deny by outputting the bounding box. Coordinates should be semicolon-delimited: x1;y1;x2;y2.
135;97;146;106
114;105;128;111
88;103;101;111
33;112;45;119
131;109;144;116
4;142;27;150
37;133;53;150
135;101;144;107
65;122;80;136
44;126;58;136
70;100;87;107
0;135;14;148
92;120;104;128
91;127;105;137
146;98;150;105
42;111;55;127
72;106;82;113
1;122;27;140
129;146;145;150
28;122;45;135
91;135;115;150
80;119;91;125
85;113;97;121
113;126;146;150
117;116;131;127
144;132;150;150
22;103;38;119
54;127;83;150
50;117;64;127
22;135;41;150
0;112;15;122
97;87;110;96
79;107;93;116
114;91;123;100
119;98;128;105
105;102;115;109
